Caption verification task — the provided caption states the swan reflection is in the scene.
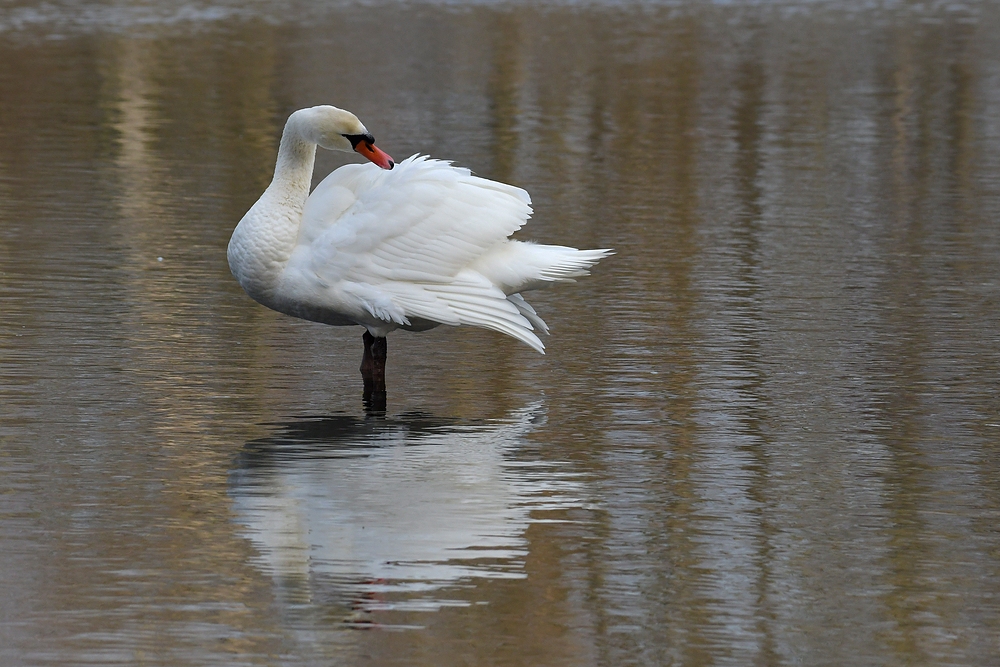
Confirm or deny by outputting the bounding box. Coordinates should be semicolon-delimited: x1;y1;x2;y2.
229;403;588;619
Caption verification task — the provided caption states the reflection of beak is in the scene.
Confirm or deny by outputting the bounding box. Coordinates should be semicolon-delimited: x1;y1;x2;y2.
355;141;394;170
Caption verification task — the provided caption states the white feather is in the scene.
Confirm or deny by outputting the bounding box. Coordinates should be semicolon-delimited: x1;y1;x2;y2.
230;128;611;353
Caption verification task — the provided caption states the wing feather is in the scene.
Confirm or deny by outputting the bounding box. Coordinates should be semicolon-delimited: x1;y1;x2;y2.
295;155;546;349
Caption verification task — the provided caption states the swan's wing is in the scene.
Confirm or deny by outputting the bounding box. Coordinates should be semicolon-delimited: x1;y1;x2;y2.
302;156;531;281
300;156;545;351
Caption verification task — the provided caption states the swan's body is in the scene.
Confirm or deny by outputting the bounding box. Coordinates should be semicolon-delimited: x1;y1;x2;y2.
228;106;611;386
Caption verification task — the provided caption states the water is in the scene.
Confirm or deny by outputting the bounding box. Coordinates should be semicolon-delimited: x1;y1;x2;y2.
2;1;1000;665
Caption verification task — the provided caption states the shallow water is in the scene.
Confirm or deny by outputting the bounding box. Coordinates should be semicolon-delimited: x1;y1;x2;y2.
2;1;1000;665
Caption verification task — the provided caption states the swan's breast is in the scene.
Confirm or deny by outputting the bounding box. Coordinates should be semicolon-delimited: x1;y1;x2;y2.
228;205;299;303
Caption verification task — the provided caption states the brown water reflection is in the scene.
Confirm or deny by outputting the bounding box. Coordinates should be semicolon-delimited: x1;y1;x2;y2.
2;1;1000;665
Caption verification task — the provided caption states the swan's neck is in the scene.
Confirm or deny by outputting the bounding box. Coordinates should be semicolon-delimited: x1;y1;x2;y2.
228;116;317;302
271;118;318;204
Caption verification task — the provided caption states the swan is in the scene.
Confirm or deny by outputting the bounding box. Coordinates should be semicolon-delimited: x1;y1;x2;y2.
228;105;612;391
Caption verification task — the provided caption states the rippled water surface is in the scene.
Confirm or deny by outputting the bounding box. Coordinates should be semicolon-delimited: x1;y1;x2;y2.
2;1;1000;665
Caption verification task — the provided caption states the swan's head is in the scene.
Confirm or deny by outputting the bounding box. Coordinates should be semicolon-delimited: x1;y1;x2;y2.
291;105;395;170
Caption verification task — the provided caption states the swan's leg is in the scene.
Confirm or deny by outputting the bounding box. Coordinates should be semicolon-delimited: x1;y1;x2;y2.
360;331;387;394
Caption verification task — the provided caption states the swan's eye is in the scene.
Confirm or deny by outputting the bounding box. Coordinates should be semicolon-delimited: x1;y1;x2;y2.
342;133;376;149
343;134;364;149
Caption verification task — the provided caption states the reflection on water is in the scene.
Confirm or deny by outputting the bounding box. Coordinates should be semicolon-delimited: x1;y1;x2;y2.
1;0;1000;665
230;403;589;622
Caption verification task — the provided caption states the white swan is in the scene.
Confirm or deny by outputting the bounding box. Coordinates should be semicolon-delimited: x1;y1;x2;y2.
228;105;611;386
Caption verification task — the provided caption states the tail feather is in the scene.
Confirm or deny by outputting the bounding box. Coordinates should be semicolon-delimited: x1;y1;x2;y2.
376;242;611;354
536;247;614;282
471;242;613;294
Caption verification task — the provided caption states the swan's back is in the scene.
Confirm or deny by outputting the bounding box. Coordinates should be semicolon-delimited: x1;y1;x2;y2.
299;156;531;278
283;155;610;352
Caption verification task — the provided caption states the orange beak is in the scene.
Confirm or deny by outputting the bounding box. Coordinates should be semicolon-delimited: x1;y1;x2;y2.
355;140;395;170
